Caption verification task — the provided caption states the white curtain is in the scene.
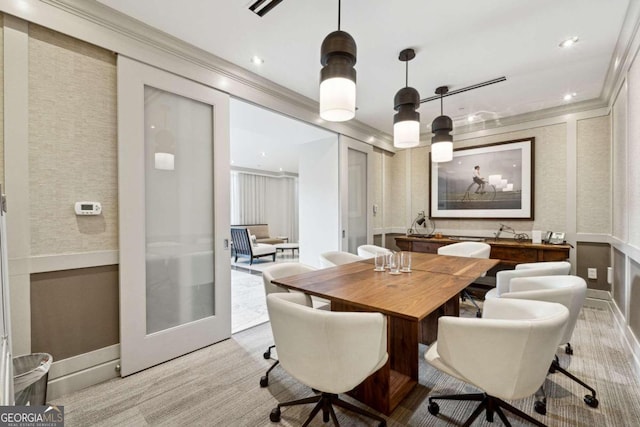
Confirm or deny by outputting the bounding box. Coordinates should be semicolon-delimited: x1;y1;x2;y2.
230;171;299;242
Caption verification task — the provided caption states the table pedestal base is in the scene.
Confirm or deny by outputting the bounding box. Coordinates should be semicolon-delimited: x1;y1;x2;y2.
333;294;460;415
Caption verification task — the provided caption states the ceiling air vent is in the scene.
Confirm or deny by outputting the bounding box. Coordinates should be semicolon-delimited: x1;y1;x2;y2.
249;0;283;17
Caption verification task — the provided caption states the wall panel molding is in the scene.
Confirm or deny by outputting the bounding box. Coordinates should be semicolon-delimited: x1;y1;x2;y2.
30;250;118;273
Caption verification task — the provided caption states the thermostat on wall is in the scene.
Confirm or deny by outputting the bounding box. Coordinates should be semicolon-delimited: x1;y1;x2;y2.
75;201;102;215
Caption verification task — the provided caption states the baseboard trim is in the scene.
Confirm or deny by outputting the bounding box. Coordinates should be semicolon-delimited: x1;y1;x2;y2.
48;359;120;401
47;344;120;401
49;344;120;380
610;299;640;380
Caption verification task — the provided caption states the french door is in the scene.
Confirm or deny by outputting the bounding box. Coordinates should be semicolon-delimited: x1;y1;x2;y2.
117;57;230;376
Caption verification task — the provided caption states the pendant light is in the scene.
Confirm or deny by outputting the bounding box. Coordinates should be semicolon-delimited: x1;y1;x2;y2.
393;48;420;148
319;0;357;122
431;86;453;162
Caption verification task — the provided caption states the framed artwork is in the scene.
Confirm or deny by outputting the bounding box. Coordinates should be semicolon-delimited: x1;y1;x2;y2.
429;138;534;219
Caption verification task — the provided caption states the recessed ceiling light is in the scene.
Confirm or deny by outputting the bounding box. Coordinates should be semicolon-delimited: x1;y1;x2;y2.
260;151;266;157
467;115;475;122
231;160;235;164
559;36;579;48
279;167;283;172
563;92;577;101
251;56;264;65
150;125;156;129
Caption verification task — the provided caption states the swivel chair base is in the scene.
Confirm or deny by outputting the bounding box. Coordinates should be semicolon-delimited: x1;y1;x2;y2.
259;344;278;387
534;355;599;414
428;392;547;427
270;392;386;427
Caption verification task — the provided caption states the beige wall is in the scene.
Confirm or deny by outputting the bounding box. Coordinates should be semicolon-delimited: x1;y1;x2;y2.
577;115;611;234
28;24;117;256
409;146;429;221
383;150;406;230
612;85;627;241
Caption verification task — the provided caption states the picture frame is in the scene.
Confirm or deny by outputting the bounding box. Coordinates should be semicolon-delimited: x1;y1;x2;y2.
429;138;534;219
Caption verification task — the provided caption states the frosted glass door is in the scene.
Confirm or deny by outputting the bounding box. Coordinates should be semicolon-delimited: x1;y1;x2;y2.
144;86;215;333
347;148;368;253
118;57;230;376
340;136;373;254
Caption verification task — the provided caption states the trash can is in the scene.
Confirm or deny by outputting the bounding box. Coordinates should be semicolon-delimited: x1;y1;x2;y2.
13;353;52;405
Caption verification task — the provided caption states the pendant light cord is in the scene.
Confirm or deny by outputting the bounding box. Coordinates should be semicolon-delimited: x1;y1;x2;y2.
338;0;341;30
440;94;444;115
405;61;409;88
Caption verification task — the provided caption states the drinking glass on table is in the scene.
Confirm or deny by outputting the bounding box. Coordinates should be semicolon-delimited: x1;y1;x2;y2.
374;253;386;271
400;251;412;272
389;252;400;274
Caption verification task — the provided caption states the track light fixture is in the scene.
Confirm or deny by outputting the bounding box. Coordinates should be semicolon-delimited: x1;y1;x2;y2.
319;0;357;122
393;48;420;148
431;86;453;162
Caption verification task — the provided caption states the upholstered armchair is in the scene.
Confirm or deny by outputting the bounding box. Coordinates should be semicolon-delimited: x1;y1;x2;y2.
318;251;363;268
437;241;491;317
485;260;571;299
267;292;388;426
357;244;391;259
230;227;276;264
425;298;569;427
259;262;315;388
500;275;598;413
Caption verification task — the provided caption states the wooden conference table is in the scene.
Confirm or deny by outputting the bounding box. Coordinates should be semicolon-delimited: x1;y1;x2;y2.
272;252;499;415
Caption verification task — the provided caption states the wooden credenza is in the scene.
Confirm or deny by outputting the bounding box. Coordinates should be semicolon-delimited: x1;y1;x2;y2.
395;235;571;274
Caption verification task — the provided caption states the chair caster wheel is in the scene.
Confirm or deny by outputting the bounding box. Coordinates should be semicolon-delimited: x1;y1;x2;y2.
379;421;386;427
534;400;547;415
584;395;599;408
548;365;556;374
565;346;573;355
263;351;271;359
260;376;268;388
428;401;440;416
270;407;281;422
476;310;482;318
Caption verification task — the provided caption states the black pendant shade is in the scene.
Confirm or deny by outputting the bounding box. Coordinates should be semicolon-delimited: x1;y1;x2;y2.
319;1;357;122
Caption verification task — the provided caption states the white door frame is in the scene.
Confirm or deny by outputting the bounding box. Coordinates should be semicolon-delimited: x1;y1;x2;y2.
117;56;231;376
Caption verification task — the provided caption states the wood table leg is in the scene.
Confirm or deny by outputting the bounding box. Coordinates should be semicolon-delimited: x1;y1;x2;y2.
419;294;460;345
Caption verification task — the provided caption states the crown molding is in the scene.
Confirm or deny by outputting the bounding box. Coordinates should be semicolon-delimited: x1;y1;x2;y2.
8;0;395;152
601;0;640;108
413;97;608;146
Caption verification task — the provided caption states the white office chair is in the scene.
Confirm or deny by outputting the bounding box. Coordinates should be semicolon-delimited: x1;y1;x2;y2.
425;298;569;427
437;242;491;317
267;293;388;426
357;244;392;259
485;260;571;299
500;275;598;413
260;262;315;388
319;251;364;268
514;261;573;272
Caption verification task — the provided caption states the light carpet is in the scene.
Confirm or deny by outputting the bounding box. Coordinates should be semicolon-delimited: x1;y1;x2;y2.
52;303;640;426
